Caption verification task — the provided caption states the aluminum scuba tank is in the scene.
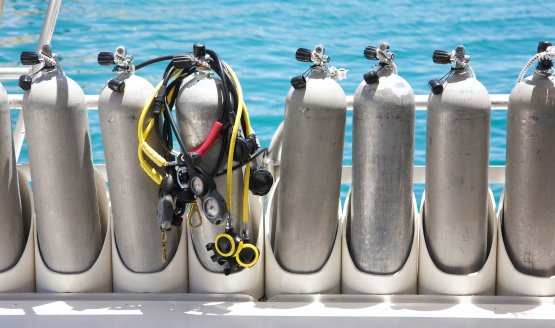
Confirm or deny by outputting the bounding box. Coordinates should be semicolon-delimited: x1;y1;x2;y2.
19;45;102;273
350;42;415;274
503;41;555;277
425;45;490;274
97;47;178;273
175;56;246;273
274;45;347;273
0;83;25;272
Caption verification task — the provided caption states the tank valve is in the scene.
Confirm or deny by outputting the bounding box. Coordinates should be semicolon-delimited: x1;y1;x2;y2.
428;45;473;95
362;42;397;84
291;44;345;88
18;45;61;91
97;46;135;93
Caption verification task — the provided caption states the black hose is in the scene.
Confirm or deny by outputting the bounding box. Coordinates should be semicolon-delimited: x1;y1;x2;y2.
135;55;175;70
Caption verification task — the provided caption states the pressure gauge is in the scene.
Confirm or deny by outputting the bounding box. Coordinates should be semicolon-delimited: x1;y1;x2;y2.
190;176;205;196
202;196;224;225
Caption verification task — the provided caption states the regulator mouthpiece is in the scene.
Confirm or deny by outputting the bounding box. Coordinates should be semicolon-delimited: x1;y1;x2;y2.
206;227;260;275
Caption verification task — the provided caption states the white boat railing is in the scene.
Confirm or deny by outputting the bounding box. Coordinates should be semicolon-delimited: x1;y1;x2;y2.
7;93;510;185
267;95;509;184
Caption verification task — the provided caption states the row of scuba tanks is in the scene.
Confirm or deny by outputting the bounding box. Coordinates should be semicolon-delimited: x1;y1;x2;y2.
0;40;554;283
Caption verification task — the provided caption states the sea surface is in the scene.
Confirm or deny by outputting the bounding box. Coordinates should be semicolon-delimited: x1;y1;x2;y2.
1;0;554;205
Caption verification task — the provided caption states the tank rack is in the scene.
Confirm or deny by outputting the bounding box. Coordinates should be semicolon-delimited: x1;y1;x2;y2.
0;293;552;327
3;94;555;327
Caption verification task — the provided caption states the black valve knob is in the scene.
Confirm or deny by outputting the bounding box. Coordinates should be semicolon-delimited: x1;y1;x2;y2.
538;41;552;53
428;79;444;95
291;75;306;89
108;78;125;93
20;52;41;65
97;52;115;65
18;75;33;91
363;71;379;84
249;166;273;196
295;48;312;62
364;46;378;60
233;135;257;163
193;43;206;59
432;50;452;64
537;41;554;71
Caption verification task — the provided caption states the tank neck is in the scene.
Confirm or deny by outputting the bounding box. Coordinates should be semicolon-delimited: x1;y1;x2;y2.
449;70;472;82
532;70;552;81
308;69;327;79
194;67;212;80
377;64;395;78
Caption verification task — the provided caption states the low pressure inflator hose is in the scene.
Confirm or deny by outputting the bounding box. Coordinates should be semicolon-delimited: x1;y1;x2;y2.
516;41;555;84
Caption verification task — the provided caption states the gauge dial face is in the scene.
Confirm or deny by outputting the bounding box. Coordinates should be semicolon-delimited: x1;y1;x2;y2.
190;176;205;195
203;197;221;220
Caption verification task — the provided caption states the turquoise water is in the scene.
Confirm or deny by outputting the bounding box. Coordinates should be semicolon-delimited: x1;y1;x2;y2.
1;0;554;204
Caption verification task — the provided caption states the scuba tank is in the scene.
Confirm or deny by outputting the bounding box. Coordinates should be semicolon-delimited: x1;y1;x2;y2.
0;82;25;272
174;46;245;273
19;45;102;273
425;45;490;274
504;41;555;277
97;46;178;273
135;44;273;275
350;42;415;274
274;45;347;273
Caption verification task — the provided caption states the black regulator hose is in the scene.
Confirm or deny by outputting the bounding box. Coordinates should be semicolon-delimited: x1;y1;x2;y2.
135;55;175;70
